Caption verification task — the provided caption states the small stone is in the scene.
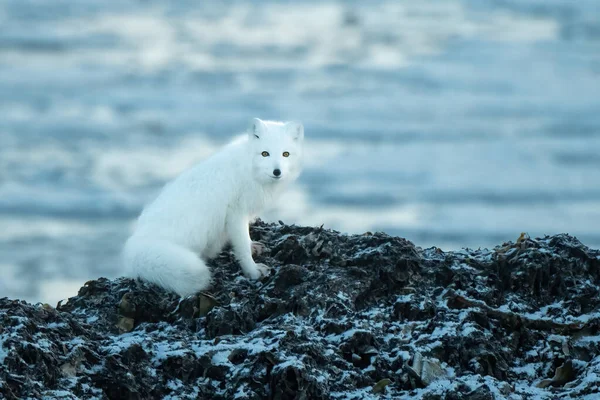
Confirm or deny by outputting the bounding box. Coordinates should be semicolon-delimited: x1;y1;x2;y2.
197;292;218;316
372;378;392;393
117;316;135;333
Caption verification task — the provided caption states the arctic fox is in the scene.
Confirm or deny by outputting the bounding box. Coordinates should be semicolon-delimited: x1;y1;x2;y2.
123;118;304;296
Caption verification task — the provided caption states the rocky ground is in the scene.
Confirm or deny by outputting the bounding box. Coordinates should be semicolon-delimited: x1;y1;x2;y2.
1;221;600;399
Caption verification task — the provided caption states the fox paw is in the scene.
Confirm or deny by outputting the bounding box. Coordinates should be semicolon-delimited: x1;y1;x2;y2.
244;263;271;280
256;263;270;277
251;241;266;257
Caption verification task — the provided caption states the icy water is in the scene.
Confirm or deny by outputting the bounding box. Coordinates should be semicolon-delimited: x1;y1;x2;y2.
1;0;599;304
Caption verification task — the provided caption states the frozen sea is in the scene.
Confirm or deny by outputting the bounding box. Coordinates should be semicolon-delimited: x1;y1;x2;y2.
0;0;599;304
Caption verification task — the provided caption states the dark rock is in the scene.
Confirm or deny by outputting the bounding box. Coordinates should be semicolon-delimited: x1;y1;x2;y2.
1;222;600;399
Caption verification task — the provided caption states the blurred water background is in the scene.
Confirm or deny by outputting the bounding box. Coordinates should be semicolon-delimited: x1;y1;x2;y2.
1;0;599;304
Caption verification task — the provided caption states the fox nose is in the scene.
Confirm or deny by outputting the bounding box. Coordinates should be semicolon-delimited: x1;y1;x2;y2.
273;169;281;177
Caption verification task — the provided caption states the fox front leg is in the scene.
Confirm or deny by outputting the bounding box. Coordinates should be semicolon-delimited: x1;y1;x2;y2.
226;214;270;279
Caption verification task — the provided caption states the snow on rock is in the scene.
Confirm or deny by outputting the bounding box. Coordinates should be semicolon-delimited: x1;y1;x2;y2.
1;221;600;399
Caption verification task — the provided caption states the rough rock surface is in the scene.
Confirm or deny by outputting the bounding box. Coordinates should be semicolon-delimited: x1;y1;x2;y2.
1;221;600;399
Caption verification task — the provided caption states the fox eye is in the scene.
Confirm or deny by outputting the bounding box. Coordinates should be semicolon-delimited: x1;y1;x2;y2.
261;151;269;157
283;151;290;157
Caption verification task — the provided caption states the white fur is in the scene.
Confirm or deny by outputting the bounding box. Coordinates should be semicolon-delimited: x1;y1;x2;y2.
123;118;304;296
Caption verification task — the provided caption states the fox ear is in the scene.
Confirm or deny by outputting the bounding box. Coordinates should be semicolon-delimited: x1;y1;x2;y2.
285;121;304;141
249;118;265;139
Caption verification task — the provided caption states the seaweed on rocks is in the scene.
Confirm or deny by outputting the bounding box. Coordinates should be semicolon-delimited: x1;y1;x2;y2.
1;221;600;399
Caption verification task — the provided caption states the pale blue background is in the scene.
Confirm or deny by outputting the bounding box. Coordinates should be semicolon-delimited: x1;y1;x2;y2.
0;0;599;304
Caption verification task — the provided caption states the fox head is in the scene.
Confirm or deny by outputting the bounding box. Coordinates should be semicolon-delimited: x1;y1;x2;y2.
248;118;304;185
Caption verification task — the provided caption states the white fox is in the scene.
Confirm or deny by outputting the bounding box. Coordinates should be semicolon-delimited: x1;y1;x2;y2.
123;118;304;296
